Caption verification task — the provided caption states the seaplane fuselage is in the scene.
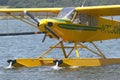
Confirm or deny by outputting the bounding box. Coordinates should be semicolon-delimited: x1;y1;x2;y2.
39;18;120;42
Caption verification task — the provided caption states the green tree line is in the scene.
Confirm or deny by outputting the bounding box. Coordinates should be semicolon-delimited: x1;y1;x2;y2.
0;0;120;8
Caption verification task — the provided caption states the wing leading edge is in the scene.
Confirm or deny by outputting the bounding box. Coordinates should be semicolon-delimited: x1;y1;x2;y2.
0;5;120;16
0;8;62;17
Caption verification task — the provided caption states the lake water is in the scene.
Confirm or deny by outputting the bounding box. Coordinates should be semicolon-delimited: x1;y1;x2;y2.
0;20;120;80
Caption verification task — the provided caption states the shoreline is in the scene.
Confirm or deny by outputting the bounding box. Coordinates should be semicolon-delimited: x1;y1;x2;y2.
0;6;9;8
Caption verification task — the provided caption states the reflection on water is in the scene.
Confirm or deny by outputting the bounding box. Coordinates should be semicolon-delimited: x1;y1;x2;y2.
0;20;120;80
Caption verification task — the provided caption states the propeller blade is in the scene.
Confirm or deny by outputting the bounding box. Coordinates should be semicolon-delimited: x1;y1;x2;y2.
42;34;47;42
0;32;43;36
24;10;39;23
45;26;59;39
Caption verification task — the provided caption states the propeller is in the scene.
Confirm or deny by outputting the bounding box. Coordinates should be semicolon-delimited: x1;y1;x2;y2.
41;26;60;42
42;34;47;42
24;11;60;42
24;11;47;42
45;26;59;40
24;10;40;24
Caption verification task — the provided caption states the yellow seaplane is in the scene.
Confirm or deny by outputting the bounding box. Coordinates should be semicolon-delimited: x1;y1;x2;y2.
0;5;120;68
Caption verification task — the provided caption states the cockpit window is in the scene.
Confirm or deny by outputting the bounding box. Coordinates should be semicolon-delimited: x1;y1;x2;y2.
57;7;75;20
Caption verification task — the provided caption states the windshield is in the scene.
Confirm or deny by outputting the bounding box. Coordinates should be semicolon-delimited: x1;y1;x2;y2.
57;7;75;20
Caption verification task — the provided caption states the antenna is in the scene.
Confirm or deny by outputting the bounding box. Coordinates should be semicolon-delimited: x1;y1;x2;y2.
81;0;87;7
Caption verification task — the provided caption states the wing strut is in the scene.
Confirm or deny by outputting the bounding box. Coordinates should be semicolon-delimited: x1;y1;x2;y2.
7;13;37;28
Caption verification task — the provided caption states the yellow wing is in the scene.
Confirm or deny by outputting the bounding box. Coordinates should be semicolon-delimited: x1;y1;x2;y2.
0;8;62;17
76;5;120;16
0;5;120;17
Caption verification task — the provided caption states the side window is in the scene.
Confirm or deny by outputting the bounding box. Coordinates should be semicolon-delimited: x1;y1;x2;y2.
90;16;98;26
79;14;90;25
78;14;98;26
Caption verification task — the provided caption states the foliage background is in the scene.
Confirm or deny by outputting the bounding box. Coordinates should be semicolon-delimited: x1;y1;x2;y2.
0;0;120;8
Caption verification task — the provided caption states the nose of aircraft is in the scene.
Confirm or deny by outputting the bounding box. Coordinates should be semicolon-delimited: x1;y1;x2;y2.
38;19;47;32
24;11;59;41
38;19;60;40
38;19;54;32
